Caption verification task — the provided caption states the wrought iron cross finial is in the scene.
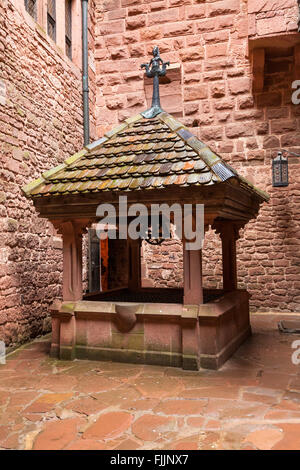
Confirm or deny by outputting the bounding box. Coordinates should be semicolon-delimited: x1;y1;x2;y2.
141;47;170;119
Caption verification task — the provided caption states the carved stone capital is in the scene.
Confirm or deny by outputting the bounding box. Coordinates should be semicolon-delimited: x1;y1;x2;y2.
212;220;244;241
50;219;92;236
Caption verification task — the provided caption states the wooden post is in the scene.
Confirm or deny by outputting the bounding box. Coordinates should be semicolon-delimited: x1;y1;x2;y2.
183;241;203;305
61;221;83;302
128;238;141;290
218;222;239;292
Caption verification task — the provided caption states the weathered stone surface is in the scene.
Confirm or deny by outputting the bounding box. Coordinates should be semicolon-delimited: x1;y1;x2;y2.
33;418;83;450
0;1;95;348
65;396;107;416
1;0;300;351
25;393;73;413
132;414;174;441
75;375;120;393
130;376;184;398
65;439;107;450
0;316;300;449
83;412;133;440
154;399;206;415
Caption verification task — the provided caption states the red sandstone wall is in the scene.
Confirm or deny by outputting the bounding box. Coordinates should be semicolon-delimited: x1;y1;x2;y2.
94;0;300;312
0;0;96;347
248;0;298;38
1;0;300;354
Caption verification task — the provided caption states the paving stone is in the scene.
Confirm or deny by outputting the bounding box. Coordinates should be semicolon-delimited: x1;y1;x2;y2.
1;433;20;449
132;414;175;441
10;349;47;360
92;386;141;405
204;419;222;430
0;391;10;406
274;397;300;411
154;399;207;415
178;375;223;388
131;377;184;398
258;372;291;390
100;365;144;379
244;428;283;450
273;424;300;450
75;375;120;393
265;409;300;420
242;385;282;398
186;417;205;428
0;408;24;426
9;360;41;373
83;412;133;440
0;375;41;390
64;439;107;450
288;377;300;393
120;398;160;411
33;418;83;450
199;431;225;450
65;396;107;416
168;438;199;450
22;414;44;422
38;375;77;392
9;391;37;407
25;393;73;413
179;386;239;400
113;438;142;450
1;315;300;450
205;398;268;420
0;425;10;443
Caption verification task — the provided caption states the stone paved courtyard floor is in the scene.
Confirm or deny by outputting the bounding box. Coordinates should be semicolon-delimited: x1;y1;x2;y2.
1;313;300;450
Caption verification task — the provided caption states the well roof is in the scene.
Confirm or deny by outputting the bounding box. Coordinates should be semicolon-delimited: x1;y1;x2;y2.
23;111;269;202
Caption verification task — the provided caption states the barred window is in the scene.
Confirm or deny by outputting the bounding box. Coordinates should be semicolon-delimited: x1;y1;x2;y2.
24;0;37;20
65;0;72;60
47;0;56;42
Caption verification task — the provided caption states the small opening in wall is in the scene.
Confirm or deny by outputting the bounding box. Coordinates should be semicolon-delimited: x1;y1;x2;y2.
47;0;56;42
192;120;199;128
24;0;37;20
65;0;72;60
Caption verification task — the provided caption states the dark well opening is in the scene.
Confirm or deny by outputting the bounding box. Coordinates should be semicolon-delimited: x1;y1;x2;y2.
83;288;224;304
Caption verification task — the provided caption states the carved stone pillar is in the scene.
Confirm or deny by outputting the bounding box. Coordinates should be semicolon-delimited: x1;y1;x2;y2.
183;241;203;305
214;221;240;292
61;221;84;302
50;219;89;360
128;238;141;291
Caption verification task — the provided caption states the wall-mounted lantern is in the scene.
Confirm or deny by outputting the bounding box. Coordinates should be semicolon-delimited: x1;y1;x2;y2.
272;149;300;187
272;151;288;187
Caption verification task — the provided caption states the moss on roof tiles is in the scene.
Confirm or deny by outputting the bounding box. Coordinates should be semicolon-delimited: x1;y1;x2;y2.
23;112;269;202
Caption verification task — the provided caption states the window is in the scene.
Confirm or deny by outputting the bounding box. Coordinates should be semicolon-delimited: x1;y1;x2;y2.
47;0;56;42
24;0;37;20
65;0;72;60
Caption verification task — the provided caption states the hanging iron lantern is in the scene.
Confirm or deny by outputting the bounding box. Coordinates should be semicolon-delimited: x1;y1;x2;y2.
145;214;166;246
272;151;288;187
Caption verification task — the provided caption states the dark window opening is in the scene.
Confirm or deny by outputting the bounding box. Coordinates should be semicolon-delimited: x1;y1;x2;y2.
65;0;72;59
24;0;37;20
88;229;101;293
87;230;128;294
47;0;56;42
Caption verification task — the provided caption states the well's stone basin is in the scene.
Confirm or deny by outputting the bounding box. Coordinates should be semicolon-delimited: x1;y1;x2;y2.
50;289;251;370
